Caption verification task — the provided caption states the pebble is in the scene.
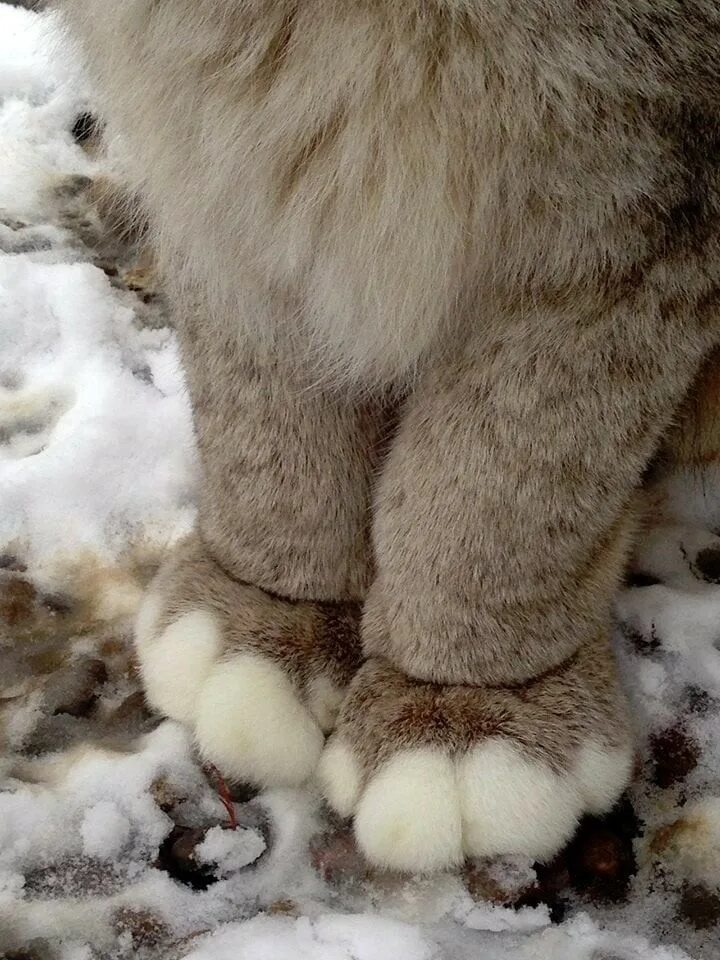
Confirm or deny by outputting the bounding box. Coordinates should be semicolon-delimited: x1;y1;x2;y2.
113;906;171;950
0;576;36;625
44;656;108;717
156;826;218;891
678;883;720;930
650;726;701;789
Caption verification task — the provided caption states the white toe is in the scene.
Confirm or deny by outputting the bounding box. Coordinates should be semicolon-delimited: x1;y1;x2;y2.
458;739;582;861
136;609;223;724
573;742;634;814
317;738;362;817
194;653;324;787
354;749;463;873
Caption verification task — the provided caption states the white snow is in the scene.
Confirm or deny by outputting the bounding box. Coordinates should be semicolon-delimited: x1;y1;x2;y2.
196;825;267;877
1;4;720;959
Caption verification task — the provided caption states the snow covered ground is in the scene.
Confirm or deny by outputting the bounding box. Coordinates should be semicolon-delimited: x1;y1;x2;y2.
1;5;720;958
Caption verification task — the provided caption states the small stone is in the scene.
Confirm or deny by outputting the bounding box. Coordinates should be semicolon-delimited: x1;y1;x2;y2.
3;942;53;960
123;264;158;298
112;690;154;725
678;883;720;930
650;726;700;789
40;593;73;615
563;798;639;902
113;907;171;949
150;776;184;813
623;623;662;655
267;899;300;916
27;647;66;674
45;657;108;717
24;856;122;898
695;546;720;584
156;826;218;891
310;827;370;886
517;853;571;923
463;858;536;906
0;577;36;625
684;685;715;716
93;259;119;277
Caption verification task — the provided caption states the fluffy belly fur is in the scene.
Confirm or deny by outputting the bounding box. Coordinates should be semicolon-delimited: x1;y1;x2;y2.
59;0;715;384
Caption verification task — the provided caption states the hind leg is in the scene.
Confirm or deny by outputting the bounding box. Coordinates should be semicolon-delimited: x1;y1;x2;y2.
136;303;386;786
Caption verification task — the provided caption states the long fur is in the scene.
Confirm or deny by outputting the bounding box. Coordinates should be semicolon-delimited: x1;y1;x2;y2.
60;0;720;385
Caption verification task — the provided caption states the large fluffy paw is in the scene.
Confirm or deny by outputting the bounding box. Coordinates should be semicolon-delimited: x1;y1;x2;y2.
318;650;633;873
135;536;362;787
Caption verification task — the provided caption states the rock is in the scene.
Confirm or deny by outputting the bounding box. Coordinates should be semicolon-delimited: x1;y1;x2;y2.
150;777;185;814
2;943;53;960
93;259;119;278
678;883;720;930
310;826;371;886
108;691;158;736
694;545;720;584
650;726;700;789
563;797;640;902
156;826;218;891
518;854;571;924
113;907;171;949
123;261;159;302
683;685;716;716
267;899;300;916
463;857;536;906
0;576;36;625
40;593;73;616
24;856;123;898
45;657;108;717
624;624;662;655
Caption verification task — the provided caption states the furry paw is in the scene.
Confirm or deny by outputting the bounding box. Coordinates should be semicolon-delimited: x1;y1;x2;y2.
135;535;362;786
318;651;633;873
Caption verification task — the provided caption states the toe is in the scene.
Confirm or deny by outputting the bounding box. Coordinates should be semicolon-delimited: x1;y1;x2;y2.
458;738;583;861
353;748;463;873
194;653;324;787
135;604;223;724
317;736;363;817
572;741;634;815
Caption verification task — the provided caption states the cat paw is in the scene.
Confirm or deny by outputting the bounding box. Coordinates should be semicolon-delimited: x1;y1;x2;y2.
135;535;362;786
318;651;633;873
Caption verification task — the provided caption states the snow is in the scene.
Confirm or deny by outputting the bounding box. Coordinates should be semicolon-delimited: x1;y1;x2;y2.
196;825;267;877
183;914;436;960
1;4;720;959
